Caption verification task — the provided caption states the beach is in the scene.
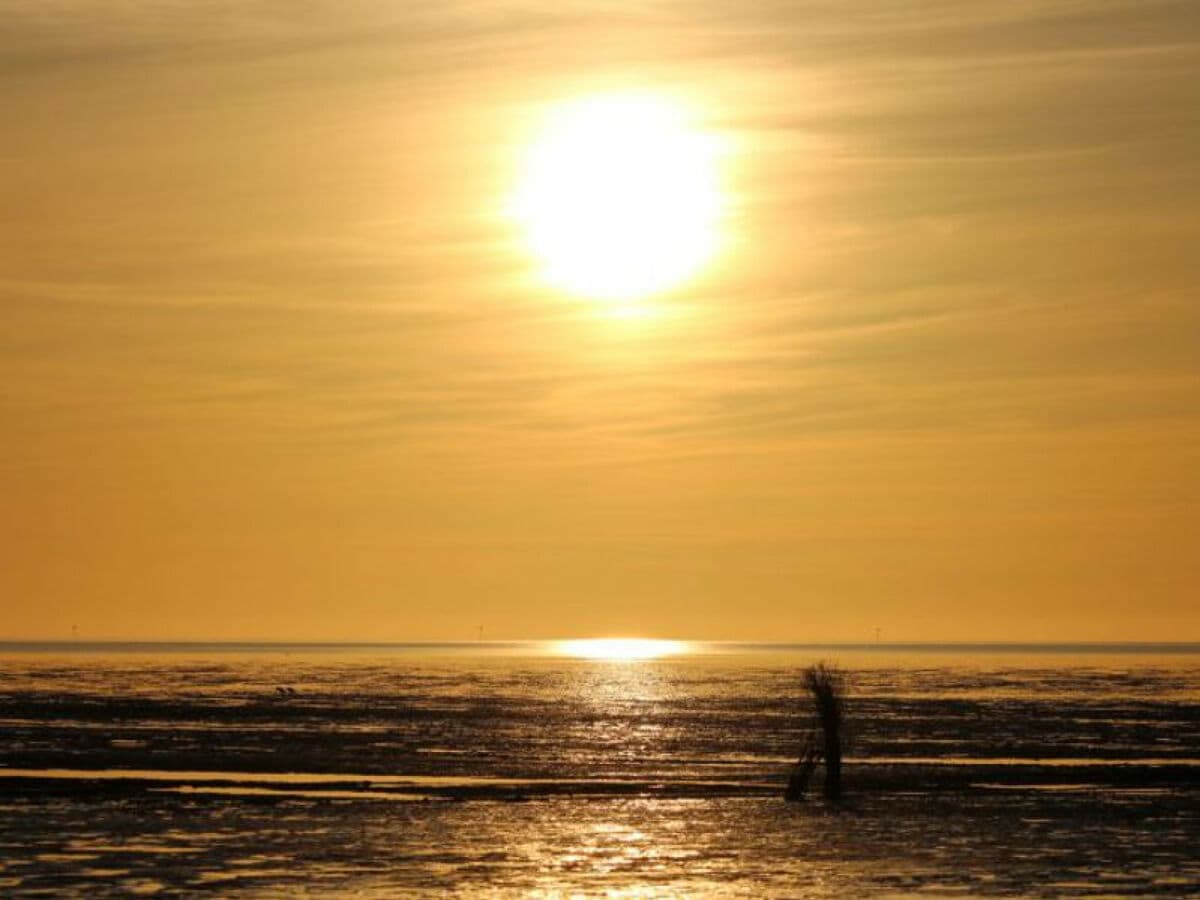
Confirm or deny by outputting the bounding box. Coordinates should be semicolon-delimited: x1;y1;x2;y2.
1;644;1197;896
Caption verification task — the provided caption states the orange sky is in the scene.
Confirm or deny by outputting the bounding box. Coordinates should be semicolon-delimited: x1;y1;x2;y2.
2;1;1197;641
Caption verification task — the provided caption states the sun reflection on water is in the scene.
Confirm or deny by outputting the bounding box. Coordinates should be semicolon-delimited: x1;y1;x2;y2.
555;639;689;661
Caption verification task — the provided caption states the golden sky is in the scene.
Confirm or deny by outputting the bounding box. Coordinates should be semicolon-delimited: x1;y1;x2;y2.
2;1;1198;641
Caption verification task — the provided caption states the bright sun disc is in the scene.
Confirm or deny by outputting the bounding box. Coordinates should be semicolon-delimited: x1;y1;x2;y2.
512;93;725;304
556;638;687;660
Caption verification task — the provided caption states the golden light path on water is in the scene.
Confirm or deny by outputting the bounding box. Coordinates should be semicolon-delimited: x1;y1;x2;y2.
555;638;689;660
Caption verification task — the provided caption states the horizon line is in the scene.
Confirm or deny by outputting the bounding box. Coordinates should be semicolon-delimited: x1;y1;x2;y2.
2;639;1199;654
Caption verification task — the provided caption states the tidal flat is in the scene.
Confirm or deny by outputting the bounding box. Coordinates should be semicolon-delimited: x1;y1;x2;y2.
1;644;1197;897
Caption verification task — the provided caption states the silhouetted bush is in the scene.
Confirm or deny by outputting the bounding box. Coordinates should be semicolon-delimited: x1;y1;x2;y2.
784;661;846;802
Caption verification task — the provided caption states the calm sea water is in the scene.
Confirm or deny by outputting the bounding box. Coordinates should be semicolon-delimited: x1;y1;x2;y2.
1;643;1197;897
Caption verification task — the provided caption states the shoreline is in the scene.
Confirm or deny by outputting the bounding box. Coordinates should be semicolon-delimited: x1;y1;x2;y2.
3;760;1197;802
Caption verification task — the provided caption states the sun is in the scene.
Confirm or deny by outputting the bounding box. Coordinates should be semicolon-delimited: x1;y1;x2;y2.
511;92;726;306
556;638;688;661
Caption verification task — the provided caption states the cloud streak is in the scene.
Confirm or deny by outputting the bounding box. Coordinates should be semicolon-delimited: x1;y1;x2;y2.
2;0;1197;639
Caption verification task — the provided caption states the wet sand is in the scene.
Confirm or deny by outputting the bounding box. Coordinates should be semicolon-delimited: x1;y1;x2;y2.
2;646;1197;896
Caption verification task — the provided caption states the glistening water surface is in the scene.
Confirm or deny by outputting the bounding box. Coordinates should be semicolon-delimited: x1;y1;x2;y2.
1;643;1197;897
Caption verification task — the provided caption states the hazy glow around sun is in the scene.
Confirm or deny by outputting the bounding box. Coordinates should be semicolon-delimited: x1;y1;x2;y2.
556;638;688;660
511;92;726;305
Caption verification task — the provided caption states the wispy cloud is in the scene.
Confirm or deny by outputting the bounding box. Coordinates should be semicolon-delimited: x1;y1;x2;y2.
2;0;1197;637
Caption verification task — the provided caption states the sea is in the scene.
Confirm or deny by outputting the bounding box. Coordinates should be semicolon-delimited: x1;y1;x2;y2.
0;642;1197;897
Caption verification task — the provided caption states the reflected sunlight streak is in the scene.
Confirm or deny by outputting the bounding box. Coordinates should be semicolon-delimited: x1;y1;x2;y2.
555;638;689;660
